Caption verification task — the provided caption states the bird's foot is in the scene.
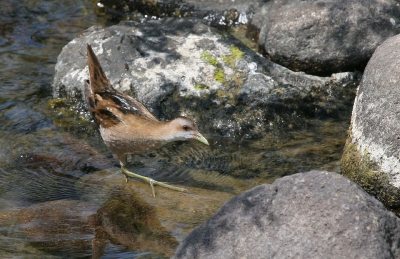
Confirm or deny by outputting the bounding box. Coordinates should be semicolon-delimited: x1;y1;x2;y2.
121;166;188;197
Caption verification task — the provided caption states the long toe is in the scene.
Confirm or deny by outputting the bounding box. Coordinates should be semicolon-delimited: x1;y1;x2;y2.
121;166;188;196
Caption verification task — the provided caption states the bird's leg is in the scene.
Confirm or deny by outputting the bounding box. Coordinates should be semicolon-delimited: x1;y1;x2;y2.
120;165;188;197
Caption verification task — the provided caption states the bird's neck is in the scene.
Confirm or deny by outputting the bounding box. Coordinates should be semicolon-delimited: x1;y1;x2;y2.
148;120;181;142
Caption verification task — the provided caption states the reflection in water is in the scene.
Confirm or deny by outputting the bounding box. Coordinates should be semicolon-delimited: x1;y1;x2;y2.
92;186;179;257
0;0;355;258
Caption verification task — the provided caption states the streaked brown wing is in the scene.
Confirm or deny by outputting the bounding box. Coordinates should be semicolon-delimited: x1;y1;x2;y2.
100;90;157;121
85;83;157;128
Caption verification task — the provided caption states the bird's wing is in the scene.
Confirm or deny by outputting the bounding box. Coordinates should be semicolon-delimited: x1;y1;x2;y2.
86;85;158;128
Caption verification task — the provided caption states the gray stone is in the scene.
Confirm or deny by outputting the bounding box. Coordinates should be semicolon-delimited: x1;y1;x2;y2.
52;18;357;138
238;73;277;106
351;34;400;185
341;33;400;209
174;171;400;259
251;0;400;75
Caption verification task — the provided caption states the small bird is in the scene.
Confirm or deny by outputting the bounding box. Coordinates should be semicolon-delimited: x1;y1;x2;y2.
84;44;209;197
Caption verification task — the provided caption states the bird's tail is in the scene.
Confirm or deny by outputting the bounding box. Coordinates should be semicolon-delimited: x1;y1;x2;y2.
86;44;114;93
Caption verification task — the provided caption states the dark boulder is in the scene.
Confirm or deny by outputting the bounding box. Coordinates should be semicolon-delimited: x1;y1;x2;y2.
174;171;400;258
251;0;400;75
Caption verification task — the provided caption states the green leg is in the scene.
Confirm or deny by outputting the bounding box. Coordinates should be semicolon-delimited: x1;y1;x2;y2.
121;166;188;197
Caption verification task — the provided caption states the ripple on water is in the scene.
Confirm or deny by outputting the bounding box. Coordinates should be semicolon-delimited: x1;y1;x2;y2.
0;166;79;207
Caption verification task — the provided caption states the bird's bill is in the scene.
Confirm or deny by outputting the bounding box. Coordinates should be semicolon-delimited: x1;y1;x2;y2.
193;133;209;145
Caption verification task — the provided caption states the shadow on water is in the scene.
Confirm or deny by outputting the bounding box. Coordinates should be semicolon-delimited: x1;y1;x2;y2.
0;0;355;258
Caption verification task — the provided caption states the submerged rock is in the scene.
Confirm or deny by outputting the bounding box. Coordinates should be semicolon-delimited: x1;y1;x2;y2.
173;171;400;258
251;0;400;75
341;33;400;215
52;18;357;139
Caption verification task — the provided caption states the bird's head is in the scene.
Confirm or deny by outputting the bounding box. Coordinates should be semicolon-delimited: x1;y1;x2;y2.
168;117;209;145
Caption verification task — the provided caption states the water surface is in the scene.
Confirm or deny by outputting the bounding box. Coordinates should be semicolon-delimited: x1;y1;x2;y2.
0;1;355;258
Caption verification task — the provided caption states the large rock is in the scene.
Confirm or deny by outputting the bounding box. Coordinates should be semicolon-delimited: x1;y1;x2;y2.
173;171;400;258
341;33;400;214
52;17;357;138
251;0;400;75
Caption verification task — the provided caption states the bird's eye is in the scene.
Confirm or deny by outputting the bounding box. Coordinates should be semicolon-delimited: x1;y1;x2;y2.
183;125;189;131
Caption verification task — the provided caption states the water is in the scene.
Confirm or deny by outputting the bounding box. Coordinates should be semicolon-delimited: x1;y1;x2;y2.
0;1;356;258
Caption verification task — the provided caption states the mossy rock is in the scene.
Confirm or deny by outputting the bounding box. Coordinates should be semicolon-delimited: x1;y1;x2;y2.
340;134;400;216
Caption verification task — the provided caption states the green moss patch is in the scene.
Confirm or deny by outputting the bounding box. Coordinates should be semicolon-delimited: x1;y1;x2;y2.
340;135;400;215
214;68;226;83
201;51;219;67
47;97;91;131
47;98;69;109
195;84;210;90
222;46;245;68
